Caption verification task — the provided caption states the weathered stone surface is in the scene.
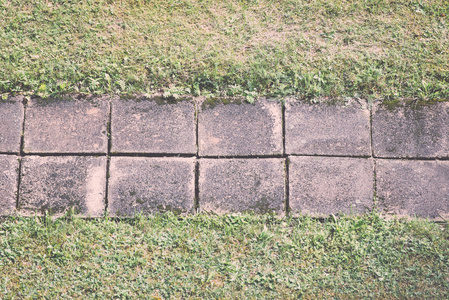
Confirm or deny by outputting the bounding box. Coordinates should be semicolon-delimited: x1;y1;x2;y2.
18;156;106;217
372;102;449;158
0;96;23;153
199;158;285;213
108;157;195;216
24;96;109;153
285;100;371;156
111;97;196;154
289;156;374;216
0;155;19;215
198;98;283;156
376;159;449;219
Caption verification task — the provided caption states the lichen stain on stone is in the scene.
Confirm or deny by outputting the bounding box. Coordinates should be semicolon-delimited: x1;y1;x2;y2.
208;136;221;145
86;165;105;216
263;101;282;152
86;107;100;116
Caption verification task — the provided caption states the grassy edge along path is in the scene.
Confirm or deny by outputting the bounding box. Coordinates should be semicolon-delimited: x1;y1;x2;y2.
1;213;448;298
1;0;449;102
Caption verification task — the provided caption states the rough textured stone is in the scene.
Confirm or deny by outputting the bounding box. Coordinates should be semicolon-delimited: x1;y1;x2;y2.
376;159;449;219
285;100;371;156
108;157;195;216
198;98;283;156
0;155;19;215
0;96;23;153
289;156;374;216
199;158;285;213
111;97;196;154
18;156;106;217
372;102;449;158
24;96;109;153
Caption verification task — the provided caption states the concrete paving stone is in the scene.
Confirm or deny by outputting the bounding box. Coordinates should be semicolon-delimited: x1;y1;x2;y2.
18;156;106;217
199;158;285;214
108;157;195;216
289;156;374;216
372;102;449;158
198;98;283;156
376;159;449;219
111;96;196;154
0;155;19;215
0;96;24;153
24;95;109;153
285;100;371;156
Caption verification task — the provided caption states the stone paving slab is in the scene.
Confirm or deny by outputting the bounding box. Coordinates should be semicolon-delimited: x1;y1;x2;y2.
376;159;449;219
1;94;448;219
18;156;106;217
24;96;109;153
198;98;283;156
111;96;196;154
108;157;195;216
0;96;24;153
285;100;371;156
199;158;285;213
372;102;449;158
289;156;374;216
0;155;19;215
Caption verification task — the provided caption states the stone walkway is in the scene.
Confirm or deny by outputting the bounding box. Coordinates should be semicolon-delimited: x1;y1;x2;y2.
0;95;448;219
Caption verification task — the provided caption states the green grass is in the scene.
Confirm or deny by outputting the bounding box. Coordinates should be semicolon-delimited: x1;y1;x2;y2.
1;213;448;298
1;0;449;102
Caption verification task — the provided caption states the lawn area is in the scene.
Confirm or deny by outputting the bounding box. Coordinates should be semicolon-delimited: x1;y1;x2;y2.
1;0;448;101
1;213;448;298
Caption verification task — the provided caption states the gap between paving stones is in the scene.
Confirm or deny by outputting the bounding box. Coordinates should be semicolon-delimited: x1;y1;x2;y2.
105;103;112;213
0;95;448;219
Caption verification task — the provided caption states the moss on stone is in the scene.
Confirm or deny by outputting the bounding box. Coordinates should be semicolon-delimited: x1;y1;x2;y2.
382;99;402;111
381;98;448;111
252;196;272;214
154;96;192;106
201;97;244;110
0;98;16;104
32;94;102;107
121;95;192;106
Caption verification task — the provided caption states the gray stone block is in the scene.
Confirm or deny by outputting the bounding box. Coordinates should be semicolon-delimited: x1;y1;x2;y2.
198;98;283;156
199;158;285;213
285;100;371;156
289;156;374;216
0;155;19;215
376;159;449;219
18;156;106;217
372;102;449;158
108;157;195;216
111;96;196;154
24;96;109;153
0;96;24;153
